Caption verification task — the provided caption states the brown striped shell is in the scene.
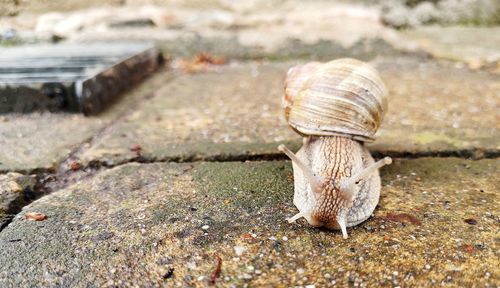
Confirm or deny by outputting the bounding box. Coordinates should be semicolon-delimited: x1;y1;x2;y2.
283;58;388;142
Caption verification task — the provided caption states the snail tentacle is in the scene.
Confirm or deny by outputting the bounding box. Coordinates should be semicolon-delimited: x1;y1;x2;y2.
339;157;392;201
287;212;306;223
337;215;348;239
278;144;323;193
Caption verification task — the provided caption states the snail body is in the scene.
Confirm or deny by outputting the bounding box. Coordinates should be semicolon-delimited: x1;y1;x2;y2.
278;58;392;238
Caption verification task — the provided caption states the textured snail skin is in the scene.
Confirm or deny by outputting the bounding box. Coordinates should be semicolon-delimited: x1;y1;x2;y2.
279;58;391;239
292;137;380;228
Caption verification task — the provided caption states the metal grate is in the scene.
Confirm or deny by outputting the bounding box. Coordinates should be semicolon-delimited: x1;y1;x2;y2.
0;42;162;115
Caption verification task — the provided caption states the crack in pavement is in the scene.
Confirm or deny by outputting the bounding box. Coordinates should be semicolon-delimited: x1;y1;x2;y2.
1;60;499;233
2;146;498;234
0;173;49;233
0;69;176;233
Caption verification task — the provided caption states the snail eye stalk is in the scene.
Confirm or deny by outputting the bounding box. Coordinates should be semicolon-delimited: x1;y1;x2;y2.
339;157;392;201
278;144;324;193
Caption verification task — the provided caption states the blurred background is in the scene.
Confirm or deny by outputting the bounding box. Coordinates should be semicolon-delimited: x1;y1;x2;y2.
1;0;499;67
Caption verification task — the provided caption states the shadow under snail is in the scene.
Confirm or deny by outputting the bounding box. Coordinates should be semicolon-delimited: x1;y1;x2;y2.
278;58;392;239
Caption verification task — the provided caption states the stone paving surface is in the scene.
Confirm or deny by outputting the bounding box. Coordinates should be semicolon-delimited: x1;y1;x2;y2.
1;1;499;287
0;158;498;286
0;70;172;173
2;55;498;173
75;56;499;166
399;26;500;69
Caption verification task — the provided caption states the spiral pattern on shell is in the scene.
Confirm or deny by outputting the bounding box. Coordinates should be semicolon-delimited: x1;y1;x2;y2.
283;58;388;142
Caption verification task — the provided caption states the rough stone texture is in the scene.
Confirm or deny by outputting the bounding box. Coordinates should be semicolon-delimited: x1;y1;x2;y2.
0;172;36;229
0;158;497;286
1;2;498;286
399;26;500;69
0;70;172;173
76;56;500;166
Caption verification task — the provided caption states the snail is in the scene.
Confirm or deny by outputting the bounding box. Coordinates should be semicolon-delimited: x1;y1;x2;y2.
278;58;392;239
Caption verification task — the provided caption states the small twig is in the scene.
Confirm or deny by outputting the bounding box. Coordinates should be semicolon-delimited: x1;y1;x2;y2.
208;253;222;285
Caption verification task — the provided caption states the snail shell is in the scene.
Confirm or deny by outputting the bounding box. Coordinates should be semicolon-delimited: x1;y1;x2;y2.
283;58;388;142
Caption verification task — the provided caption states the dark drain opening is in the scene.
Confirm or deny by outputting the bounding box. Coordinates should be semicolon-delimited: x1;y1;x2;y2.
0;42;163;115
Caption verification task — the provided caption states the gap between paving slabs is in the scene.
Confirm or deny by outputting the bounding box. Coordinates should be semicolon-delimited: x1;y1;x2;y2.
1;53;497;174
0;64;175;174
0;91;497;284
0;66;176;230
0;172;47;231
2;54;499;232
73;55;499;168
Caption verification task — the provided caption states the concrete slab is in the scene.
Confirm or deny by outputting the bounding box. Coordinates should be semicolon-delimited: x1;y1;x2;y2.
0;42;162;114
0;70;172;173
78;56;499;166
398;26;500;69
0;158;497;286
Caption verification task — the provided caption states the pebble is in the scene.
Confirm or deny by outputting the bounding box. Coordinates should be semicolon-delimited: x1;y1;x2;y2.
297;268;305;274
184;275;193;282
234;245;246;256
282;236;288;241
445;264;461;272
425;264;431;270
186;262;197;269
201;225;209;230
